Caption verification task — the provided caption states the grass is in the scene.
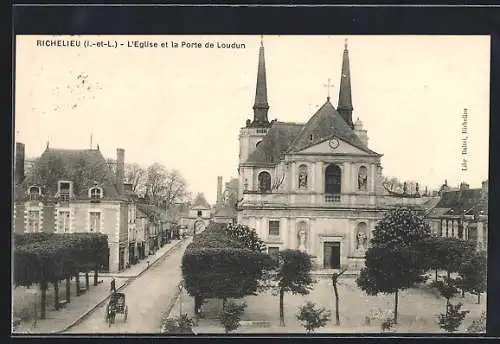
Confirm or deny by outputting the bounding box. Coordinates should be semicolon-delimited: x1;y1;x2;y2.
179;275;486;334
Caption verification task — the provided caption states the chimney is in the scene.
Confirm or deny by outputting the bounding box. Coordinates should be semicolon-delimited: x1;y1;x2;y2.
15;142;25;185
217;176;223;205
116;148;125;194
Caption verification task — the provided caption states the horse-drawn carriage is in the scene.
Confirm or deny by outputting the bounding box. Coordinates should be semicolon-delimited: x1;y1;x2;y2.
105;292;128;326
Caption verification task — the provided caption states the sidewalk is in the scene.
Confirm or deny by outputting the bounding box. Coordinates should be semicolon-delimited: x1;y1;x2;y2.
99;238;185;278
12;237;188;334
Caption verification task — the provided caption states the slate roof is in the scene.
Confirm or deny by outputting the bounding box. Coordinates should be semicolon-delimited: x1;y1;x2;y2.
243;100;380;166
136;203;167;222
428;188;487;217
244;121;305;165
17;147;122;201
191;193;211;209
288;100;379;155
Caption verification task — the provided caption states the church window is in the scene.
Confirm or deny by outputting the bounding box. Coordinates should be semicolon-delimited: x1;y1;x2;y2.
28;210;40;233
358;166;368;191
28;186;42;201
325;164;341;202
269;220;280;236
258;171;272;192
197;210;202;217
298;165;308;189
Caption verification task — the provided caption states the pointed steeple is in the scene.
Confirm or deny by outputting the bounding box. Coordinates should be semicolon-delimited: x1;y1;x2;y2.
251;35;270;127
337;38;354;129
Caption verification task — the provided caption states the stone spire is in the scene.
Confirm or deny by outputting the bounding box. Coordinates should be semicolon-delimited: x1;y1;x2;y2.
337;38;354;129
251;35;270;127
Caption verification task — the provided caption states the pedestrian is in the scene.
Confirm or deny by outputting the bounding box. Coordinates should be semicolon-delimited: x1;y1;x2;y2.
110;278;116;294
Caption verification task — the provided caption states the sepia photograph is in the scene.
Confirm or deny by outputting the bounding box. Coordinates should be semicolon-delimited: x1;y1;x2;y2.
12;34;489;334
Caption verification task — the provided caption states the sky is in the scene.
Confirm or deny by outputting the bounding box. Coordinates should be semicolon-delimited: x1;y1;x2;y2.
15;35;490;204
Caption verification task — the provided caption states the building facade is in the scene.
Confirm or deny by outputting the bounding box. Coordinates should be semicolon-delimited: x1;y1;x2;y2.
181;193;211;235
426;181;488;250
13;143;134;273
236;39;433;271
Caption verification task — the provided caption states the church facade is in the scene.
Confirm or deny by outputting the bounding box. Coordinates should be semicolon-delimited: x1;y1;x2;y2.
236;38;431;271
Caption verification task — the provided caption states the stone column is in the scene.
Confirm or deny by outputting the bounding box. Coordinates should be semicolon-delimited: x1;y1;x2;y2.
370;164;376;193
342;162;350;193
442;219;447;237
453;220;459;238
477;221;484;249
311;162;316;192
291;162;297;190
282;217;289;249
290;218;297;250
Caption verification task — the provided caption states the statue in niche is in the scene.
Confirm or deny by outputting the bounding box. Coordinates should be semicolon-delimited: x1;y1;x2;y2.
358;166;368;191
356;230;368;251
298;165;308;189
297;223;307;252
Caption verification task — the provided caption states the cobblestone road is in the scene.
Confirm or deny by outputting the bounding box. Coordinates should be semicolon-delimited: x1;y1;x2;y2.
64;239;191;334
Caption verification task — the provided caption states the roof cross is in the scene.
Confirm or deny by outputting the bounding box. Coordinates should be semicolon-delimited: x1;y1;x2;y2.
324;78;334;101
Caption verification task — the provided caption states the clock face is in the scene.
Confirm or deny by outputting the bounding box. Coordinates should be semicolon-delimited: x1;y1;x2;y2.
329;138;340;150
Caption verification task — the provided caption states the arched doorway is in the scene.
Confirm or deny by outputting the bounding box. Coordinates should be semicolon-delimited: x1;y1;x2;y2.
325;164;341;202
258;171;272;192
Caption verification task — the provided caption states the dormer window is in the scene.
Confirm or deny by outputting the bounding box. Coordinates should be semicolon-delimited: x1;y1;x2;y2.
58;181;73;201
28;186;42;201
89;186;103;202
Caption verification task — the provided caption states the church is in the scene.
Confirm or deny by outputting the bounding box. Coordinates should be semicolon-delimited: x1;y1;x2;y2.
236;38;432;271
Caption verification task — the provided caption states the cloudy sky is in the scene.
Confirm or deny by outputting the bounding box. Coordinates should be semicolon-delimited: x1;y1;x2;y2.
15;35;490;204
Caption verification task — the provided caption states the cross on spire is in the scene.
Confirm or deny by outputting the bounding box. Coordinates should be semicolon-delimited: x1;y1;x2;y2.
324;78;334;101
260;35;264;47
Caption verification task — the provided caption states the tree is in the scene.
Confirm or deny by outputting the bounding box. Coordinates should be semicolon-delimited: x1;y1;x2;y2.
331;266;348;325
431;277;459;311
219;300;247;333
225;224;266;252
357;207;431;324
296;301;331;334
125;163;146;194
273;249;315;327
144;164;189;208
438;302;469;333
457;250;487;304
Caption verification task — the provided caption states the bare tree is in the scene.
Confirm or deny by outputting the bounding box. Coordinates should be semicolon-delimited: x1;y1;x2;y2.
144;164;189;208
125;163;146;194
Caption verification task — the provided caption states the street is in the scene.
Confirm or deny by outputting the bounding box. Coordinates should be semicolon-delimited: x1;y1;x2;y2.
64;239;191;333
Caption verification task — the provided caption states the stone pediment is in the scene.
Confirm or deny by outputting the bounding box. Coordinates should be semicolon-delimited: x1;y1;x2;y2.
297;137;372;156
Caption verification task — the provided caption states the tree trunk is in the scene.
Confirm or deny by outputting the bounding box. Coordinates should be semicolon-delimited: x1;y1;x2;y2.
462;290;465;298
194;295;201;315
446;297;450;313
65;276;71;303
447;271;450;279
53;280;59;310
279;288;285;327
40;281;47;319
435;269;438;282
75;273;81;296
85;272;90;290
393;290;398;324
333;282;340;325
477;292;481;304
222;297;227;311
94;268;98;286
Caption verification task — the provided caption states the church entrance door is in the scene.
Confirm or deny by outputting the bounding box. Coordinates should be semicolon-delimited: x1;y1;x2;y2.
323;241;341;269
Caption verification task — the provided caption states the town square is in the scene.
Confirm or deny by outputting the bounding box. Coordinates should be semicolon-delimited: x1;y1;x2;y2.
12;35;488;334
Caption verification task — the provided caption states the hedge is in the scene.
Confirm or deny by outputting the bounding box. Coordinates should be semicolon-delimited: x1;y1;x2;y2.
182;222;271;300
13;233;109;287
